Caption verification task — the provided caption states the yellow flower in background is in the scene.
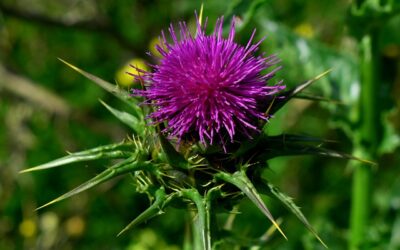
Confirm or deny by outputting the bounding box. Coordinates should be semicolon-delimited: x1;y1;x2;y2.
115;58;149;88
294;22;315;39
65;216;85;237
19;219;37;238
149;37;163;58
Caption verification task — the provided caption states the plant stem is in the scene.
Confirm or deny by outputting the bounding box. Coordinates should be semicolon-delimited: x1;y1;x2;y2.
350;31;379;250
350;162;372;250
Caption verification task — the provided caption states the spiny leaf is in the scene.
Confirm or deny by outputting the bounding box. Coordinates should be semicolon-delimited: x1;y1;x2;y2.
266;69;332;119
180;188;211;250
266;182;328;248
58;58;143;118
159;134;189;170
234;133;332;159
258;141;375;165
100;100;145;136
215;171;287;240
118;187;170;236
71;141;133;155
240;134;375;165
21;142;134;173
266;134;336;144
22;151;130;173
36;156;151;210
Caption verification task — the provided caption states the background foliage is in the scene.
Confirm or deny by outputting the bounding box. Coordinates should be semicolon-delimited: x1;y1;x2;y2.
1;0;399;249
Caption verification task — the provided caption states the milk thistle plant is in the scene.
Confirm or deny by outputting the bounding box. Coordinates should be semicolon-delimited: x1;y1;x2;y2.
22;11;364;249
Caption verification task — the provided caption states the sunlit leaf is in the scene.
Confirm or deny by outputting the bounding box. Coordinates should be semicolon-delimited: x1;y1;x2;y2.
378;109;400;154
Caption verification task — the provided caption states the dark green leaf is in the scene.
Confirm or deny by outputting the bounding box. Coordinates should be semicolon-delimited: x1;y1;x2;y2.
242;134;375;165
159;134;189;170
234;134;333;159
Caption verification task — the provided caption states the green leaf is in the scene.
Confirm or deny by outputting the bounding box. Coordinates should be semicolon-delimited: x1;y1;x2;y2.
266;134;334;144
234;134;333;159
266;182;328;248
389;212;400;249
100;100;145;136
258;140;375;165
20;141;134;173
243;134;376;165
58;58;143;118
159;134;189;170
215;171;287;240
378;109;400;154
117;187;171;236
36;156;151;210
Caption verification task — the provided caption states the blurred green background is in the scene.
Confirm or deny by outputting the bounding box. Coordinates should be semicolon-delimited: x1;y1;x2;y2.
1;0;399;249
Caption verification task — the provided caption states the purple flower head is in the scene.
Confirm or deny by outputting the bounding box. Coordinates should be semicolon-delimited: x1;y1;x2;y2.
134;15;285;147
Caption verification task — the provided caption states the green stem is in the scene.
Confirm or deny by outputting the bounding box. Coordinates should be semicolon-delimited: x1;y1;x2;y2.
350;31;379;250
181;189;211;250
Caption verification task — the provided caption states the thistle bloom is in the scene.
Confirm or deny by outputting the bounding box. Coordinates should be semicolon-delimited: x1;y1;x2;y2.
134;16;284;146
